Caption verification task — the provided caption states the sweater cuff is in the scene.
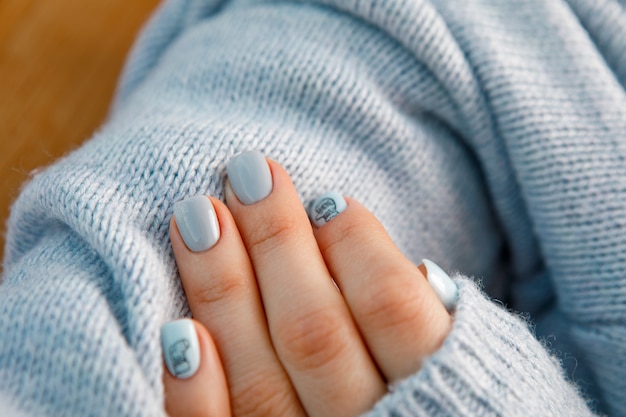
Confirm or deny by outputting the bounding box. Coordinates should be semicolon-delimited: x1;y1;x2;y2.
364;277;596;417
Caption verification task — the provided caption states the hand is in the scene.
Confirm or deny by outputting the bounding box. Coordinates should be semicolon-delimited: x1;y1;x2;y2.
161;151;457;417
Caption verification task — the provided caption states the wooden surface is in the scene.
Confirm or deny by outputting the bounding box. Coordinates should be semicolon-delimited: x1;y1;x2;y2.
0;0;160;265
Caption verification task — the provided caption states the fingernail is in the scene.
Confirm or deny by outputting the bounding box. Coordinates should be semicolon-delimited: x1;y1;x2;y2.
421;259;459;311
161;319;201;379
226;150;272;205
307;191;347;227
173;195;220;252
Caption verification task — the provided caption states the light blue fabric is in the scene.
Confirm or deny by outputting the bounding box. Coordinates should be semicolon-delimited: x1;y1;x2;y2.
1;0;625;415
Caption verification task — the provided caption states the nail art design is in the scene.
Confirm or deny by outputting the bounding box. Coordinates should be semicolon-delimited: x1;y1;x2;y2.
308;191;347;227
173;195;220;252
226;150;273;205
170;339;191;375
421;259;459;312
161;319;200;379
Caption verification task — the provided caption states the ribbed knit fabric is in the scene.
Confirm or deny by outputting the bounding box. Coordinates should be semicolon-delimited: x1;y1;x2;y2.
1;0;625;415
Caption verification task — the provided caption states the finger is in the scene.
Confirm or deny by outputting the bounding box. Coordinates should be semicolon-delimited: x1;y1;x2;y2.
162;319;230;417
171;196;304;417
224;151;386;417
309;193;453;382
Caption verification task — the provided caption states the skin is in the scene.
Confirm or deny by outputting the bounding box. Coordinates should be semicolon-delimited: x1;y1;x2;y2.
164;159;452;417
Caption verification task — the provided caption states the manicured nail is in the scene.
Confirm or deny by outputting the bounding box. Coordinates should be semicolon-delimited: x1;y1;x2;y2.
226;150;272;205
307;191;347;227
161;319;201;379
173;195;220;252
421;259;459;311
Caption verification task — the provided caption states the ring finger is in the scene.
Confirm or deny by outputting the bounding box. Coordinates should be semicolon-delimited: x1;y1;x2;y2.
309;193;454;383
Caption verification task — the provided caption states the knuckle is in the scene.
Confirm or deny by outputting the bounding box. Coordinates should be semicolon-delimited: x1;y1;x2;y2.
245;213;298;258
186;270;249;308
275;309;348;372
357;271;423;332
231;372;295;417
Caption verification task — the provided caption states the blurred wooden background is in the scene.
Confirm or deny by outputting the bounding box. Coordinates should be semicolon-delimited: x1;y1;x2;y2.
0;0;160;266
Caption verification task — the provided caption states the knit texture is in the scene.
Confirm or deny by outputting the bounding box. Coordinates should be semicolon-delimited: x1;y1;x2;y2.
1;0;625;415
366;277;594;417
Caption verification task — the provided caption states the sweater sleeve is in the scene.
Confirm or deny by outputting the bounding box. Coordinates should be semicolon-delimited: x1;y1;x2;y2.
2;0;623;415
365;277;597;416
0;227;170;417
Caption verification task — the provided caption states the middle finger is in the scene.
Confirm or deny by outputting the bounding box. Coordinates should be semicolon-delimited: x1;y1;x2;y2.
225;151;386;417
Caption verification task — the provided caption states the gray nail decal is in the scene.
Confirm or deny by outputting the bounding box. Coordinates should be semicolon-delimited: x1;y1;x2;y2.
161;319;200;379
308;191;347;227
226;150;273;205
422;259;459;312
174;195;220;252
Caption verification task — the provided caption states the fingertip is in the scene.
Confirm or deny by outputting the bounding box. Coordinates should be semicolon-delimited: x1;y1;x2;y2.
306;193;454;380
163;319;231;417
307;191;348;228
225;151;273;205
310;196;394;264
170;195;238;258
420;259;459;312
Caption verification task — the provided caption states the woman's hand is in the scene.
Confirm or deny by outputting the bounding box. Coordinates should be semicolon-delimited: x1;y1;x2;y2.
161;151;458;417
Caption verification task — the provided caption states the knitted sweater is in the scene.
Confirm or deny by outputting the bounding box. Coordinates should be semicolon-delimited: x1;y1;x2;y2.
1;0;625;415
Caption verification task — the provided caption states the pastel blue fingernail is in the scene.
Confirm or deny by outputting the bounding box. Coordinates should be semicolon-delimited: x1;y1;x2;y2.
308;191;347;227
173;195;220;252
161;319;200;379
226;150;272;205
422;259;459;311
